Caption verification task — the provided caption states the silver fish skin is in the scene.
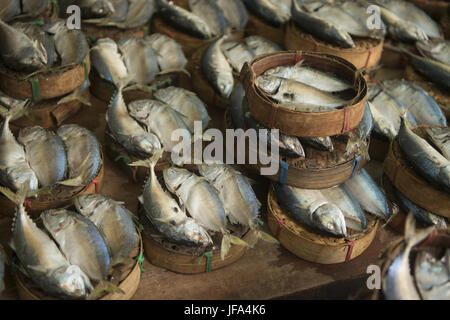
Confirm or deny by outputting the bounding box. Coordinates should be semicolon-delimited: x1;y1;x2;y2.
0;0;20;21
221;41;255;73
106;88;162;158
122;0;156;28
153;86;210;132
45;20;89;67
145;33;187;70
127;99;190;156
21;0;50;16
345;102;373;156
339;0;386;39
244;35;281;56
291;0;354;48
215;0;248;30
75;194;140;266
384;213;434;300
134;150;212;246
90;38;129;86
118;37;159;86
229;83;246;130
107;0;129;22
0;117;38;192
11;202;92;298
321;185;367;232
382;80;446;127
299;136;334;152
344;168;390;219
78;0;115;18
189;0;227;36
264;61;352;92
0;90;29;121
0;19;47;72
274;183;347;237
426;127;450;159
243;0;291;27
0;248;4;293
42;209;111;281
57;124;102;186
18;126;66;188
398;119;450;192
375;0;440;39
414;250;450;300
256;75;350;111
201;35;234;98
156;0;213;39
416;39;450;66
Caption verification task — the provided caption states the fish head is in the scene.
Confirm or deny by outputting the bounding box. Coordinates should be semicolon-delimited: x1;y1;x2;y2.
131;134;161;157
163;167;192;192
184;220;212;246
217;73;234;99
74;194;104;217
256;75;281;95
313;203;347;237
402;21;428;42
91;0;115;17
197;163;224;182
54;265;92;298
41;209;73;234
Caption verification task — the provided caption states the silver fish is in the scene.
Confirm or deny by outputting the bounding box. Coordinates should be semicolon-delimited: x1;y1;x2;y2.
345;102;373;155
107;0;129;22
131;150;212;246
122;0;155;28
256;75;350;111
90;38;129;86
274;183;347;237
344;168;390;219
244;35;281;56
414;250;450;300
42;209;111;281
118;37;159;86
426;127;450;159
0;89;30;121
416;39;450;66
221;41;255;73
75;194;140;266
215;0;248;30
156;0;213;39
21;0;50;17
57;124;102;187
0;19;47;72
339;0;386;39
201;35;234;98
78;0;115;19
398;118;450;193
243;0;291;27
9;200;92;298
145;33;187;70
18;126;66;188
163;167;248;259
106;88;162;158
189;0;227;36
321;185;367;232
299;136;334;152
153;86;210;132
0;0;20;22
0;117;38;192
384;213;434;300
229;83;246;130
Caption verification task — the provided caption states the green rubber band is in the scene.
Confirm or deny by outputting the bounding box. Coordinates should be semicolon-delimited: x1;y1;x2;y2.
82;58;89;80
114;154;131;165
51;0;60;15
137;252;145;273
197;251;213;273
31;19;44;26
142;26;148;35
87;34;96;43
28;77;41;101
257;218;264;226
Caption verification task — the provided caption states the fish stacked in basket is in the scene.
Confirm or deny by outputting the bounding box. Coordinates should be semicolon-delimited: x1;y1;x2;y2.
235;51;394;264
0;17;91;129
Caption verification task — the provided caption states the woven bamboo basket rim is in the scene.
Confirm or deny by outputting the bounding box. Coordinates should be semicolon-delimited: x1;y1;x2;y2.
383;125;450;218
15;225;143;300
245;12;287;47
0;55;90;100
82;21;149;44
240;51;368;137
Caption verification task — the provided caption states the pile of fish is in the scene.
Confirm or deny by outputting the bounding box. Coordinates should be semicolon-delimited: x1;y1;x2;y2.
63;0;155;29
274;168;391;237
202;35;282;98
383;213;449;300
134;151;277;259
0;0;52;22
4;191;139;299
291;0;386;48
156;0;248;39
368;79;447;141
243;0;291;28
0;18;89;73
0;121;102;194
106;85;210;163
91;35;187;90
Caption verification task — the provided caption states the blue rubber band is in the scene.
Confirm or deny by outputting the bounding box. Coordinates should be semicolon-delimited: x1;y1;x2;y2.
351;155;361;178
279;160;289;184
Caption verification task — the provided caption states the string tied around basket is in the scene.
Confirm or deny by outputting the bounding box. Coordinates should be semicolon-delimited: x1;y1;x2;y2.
275;218;285;239
27;76;41;102
198;250;213;273
351;155;361;178
279;160;289;185
345;240;355;262
87;177;100;194
23;199;32;213
364;48;374;69
136;252;145;273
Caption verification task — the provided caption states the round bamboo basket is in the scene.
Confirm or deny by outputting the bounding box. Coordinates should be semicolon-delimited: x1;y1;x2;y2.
0;56;90;101
139;205;251;274
383;125;450;218
380;39;411;69
240;51;368;137
285;21;384;71
0;154;104;218
82;22;148;44
267;187;379;264
15;228;143;300
245;13;286;47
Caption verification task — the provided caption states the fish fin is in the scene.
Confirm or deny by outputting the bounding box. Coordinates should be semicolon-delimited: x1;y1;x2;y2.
58;154;93;187
254;230;279;246
27;264;49;274
0;185;30;205
129;148;165;169
220;235;231;261
157;68;191;77
87;280;125;300
137;195;144;204
57;88;91;107
404;212;435;250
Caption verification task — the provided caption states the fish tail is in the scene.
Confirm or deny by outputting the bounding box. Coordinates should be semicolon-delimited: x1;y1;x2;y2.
58;154;94;187
404;212;435;251
0;185;28;205
87;280;125;300
129;148;165;170
221;233;249;260
57;87;91;107
248;229;279;248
